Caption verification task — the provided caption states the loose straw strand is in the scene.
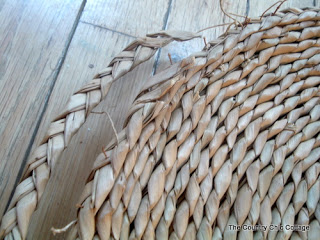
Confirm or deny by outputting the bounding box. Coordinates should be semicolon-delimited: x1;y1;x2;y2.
197;22;233;33
260;0;287;20
229;12;248;19
51;220;77;236
272;0;287;15
92;110;119;145
220;0;243;28
197;0;250;33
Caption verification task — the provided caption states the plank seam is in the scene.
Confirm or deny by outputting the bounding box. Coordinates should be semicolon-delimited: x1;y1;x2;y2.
4;0;88;213
152;0;174;76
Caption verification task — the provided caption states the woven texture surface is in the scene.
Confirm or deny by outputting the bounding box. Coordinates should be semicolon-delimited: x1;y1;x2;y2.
1;7;320;240
0;31;200;240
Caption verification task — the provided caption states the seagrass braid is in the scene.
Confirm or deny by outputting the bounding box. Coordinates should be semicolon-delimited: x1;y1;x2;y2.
151;96;320;239
255;168;319;240
209;117;320;239
67;8;320;240
97;87;317;239
74;94;319;239
182;139;320;240
134;31;320;240
235;152;320;240
119;96;320;239
0;31;201;240
225;173;320;240
80;55;320;239
186;139;320;240
125;81;320;239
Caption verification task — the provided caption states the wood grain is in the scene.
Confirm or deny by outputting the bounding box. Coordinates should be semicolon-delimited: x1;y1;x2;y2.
0;0;84;218
81;0;171;36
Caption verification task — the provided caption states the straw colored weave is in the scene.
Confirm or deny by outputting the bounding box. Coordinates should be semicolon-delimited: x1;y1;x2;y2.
0;31;200;240
2;7;320;240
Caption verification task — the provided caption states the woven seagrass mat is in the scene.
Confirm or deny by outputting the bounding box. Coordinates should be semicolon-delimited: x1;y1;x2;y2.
1;3;320;240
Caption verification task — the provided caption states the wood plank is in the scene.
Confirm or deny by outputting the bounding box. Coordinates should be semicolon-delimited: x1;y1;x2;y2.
155;0;248;73
0;0;84;218
248;0;314;18
81;0;171;36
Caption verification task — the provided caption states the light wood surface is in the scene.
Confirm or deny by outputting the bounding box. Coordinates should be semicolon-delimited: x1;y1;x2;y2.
0;0;318;239
0;0;84;218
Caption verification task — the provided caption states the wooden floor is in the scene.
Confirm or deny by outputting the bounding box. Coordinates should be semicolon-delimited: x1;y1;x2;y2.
0;0;317;239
